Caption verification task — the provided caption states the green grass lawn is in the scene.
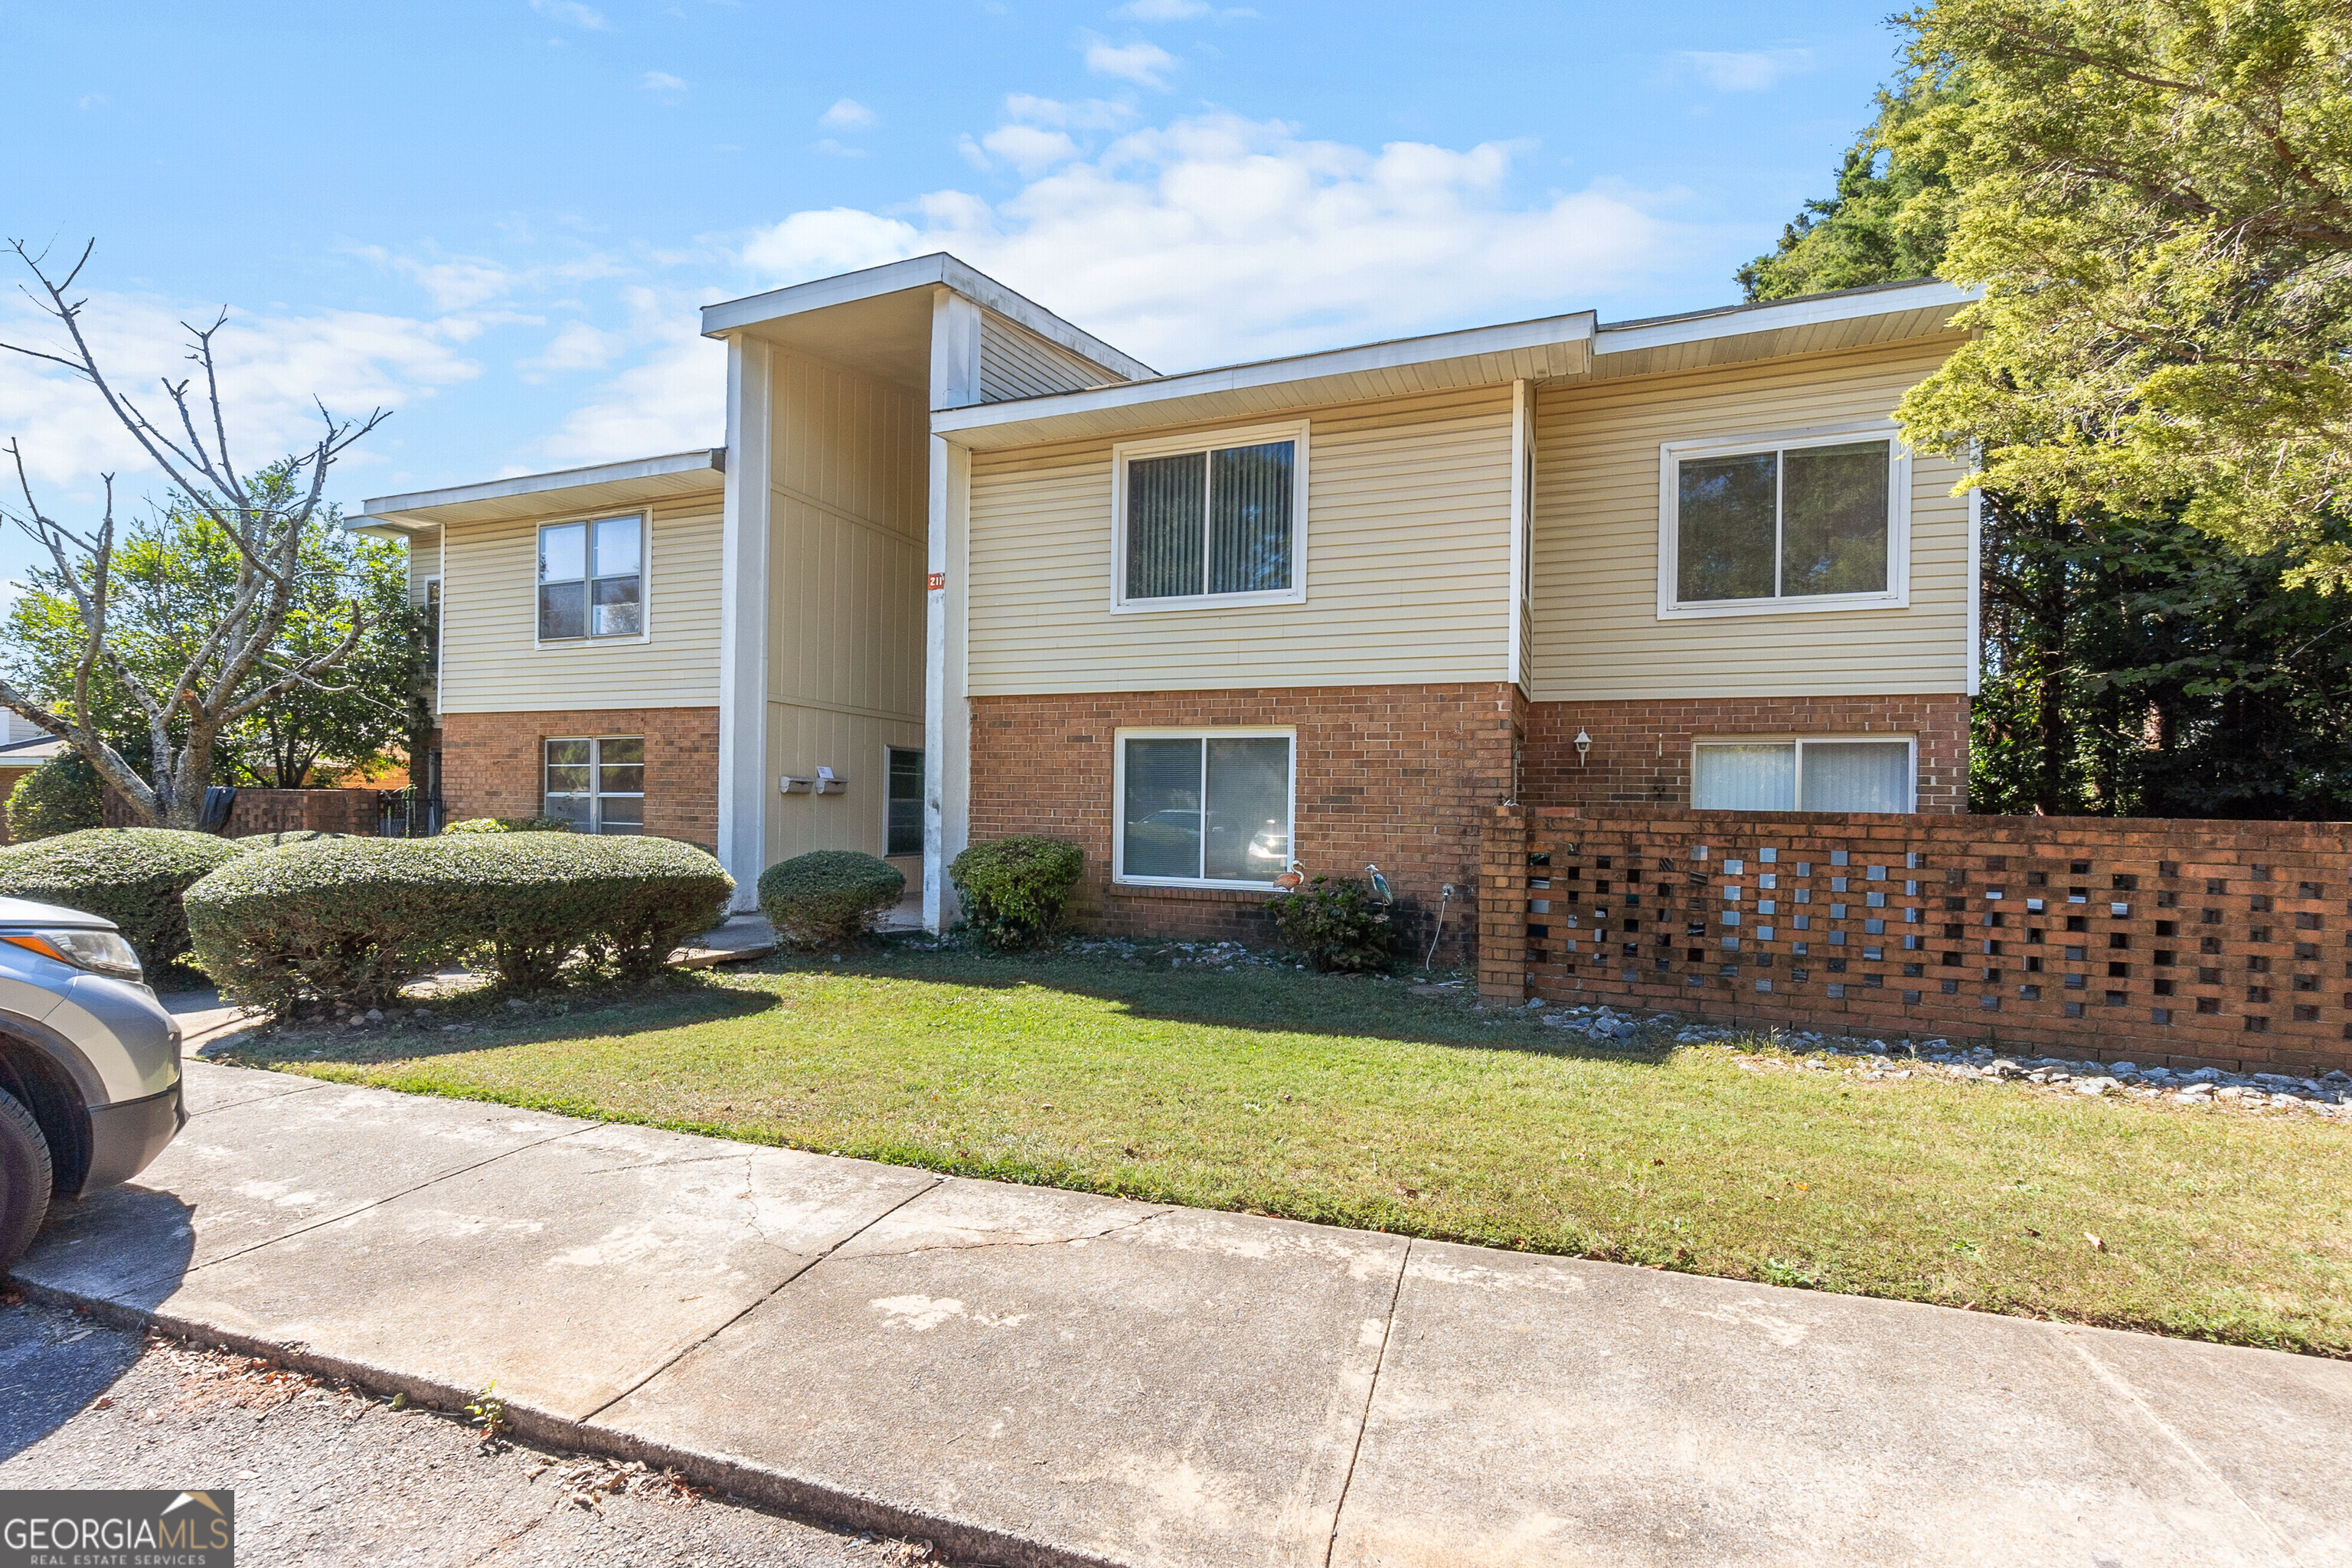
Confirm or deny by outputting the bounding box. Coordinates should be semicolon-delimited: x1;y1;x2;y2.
227;942;2352;1357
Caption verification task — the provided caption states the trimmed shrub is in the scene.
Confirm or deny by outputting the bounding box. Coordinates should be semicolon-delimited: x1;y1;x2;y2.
758;851;904;949
235;830;346;851
186;835;734;1011
949;835;1083;949
442;816;575;835
5;753;104;843
1267;877;1393;973
0;827;243;972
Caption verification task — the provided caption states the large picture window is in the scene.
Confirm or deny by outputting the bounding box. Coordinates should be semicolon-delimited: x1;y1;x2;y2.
1116;730;1294;887
1112;423;1306;611
1691;737;1915;813
1659;428;1907;617
544;736;645;833
538;514;643;641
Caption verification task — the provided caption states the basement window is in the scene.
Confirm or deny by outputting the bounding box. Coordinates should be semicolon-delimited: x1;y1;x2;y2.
544;737;644;834
1659;426;1908;617
1112;423;1307;612
1690;737;1916;813
1115;729;1294;887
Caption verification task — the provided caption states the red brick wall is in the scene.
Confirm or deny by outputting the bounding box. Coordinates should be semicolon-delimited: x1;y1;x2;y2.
1525;694;1971;813
967;684;1522;962
1481;804;2352;1076
224;789;383;838
438;707;719;850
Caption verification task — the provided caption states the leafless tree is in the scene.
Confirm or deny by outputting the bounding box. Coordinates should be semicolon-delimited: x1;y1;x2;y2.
0;240;388;829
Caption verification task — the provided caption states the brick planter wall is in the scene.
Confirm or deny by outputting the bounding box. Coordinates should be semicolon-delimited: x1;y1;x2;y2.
968;684;1521;964
438;707;719;850
1481;803;2352;1076
1524;694;1971;813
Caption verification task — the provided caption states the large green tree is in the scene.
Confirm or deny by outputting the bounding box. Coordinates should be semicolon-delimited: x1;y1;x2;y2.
1888;0;2352;592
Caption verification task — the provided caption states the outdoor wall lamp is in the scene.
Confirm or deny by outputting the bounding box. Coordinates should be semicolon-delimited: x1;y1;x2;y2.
1574;729;1592;766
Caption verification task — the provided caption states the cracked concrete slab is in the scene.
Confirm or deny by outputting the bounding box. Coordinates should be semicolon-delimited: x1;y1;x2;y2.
142;1119;941;1421
178;1058;330;1116
1325;1241;2352;1567
13;1077;592;1306
596;1178;1409;1568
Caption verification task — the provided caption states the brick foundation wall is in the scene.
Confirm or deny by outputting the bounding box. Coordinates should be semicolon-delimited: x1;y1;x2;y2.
1525;694;1971;813
438;707;719;850
1481;804;2352;1076
968;684;1521;963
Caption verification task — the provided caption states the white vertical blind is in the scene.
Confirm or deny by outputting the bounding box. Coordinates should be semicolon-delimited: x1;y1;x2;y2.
1798;741;1911;812
1692;744;1796;809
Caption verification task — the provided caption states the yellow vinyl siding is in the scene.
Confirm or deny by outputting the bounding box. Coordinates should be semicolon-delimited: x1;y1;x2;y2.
1529;340;1971;701
967;385;1514;695
436;495;723;713
406;525;442;605
762;348;928;865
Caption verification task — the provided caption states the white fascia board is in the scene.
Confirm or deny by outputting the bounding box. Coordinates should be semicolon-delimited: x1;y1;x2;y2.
358;449;725;523
699;252;1155;384
931;311;1598;438
1596;279;1978;358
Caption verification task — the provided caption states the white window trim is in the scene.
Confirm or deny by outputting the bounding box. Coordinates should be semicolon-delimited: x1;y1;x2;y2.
1108;420;1309;615
1691;734;1919;813
544;734;648;834
534;510;654;648
1112;725;1298;890
1657;420;1911;621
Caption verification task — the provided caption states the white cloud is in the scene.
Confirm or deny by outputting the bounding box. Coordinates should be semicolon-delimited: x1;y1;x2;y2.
531;0;609;29
1675;49;1811;91
0;289;480;505
737;113;1671;369
818;96;876;130
538;322;724;464
522;320;621;374
815;138;867;158
980;123;1081;177
1002;93;1132;130
1084;41;1178;89
641;70;688;92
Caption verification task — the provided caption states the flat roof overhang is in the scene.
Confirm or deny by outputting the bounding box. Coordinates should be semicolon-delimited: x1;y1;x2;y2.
929;311;1599;451
353;449;725;534
699;253;1155;392
929;278;1977;452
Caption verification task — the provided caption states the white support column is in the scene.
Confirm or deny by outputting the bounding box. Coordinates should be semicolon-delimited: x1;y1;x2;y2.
924;288;982;933
1506;377;1530;691
717;334;773;910
1965;482;1983;698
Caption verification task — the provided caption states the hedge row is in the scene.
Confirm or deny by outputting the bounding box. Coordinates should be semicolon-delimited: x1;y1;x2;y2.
187;835;734;1012
0;828;247;971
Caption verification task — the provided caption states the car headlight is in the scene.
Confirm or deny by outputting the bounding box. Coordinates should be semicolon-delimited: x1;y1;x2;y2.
1;927;144;982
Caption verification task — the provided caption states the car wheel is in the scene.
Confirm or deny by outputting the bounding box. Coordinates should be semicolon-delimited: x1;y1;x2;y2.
0;1086;54;1269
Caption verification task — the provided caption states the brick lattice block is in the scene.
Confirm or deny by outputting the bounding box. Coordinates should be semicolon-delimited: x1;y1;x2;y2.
1482;804;2352;1076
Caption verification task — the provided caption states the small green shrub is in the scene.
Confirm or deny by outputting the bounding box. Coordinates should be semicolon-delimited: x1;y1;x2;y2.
186;835;734;1011
949;835;1084;949
0;827;243;972
1267;877;1393;973
235;830;346;851
758;851;904;949
5;752;104;843
442;816;575;835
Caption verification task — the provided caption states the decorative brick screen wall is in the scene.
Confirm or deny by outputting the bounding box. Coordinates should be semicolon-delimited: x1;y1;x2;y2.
1481;804;2352;1076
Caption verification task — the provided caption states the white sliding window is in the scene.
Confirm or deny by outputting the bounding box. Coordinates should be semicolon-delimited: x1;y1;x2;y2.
1112;423;1308;612
1116;730;1295;887
1691;737;1915;812
1660;426;1909;617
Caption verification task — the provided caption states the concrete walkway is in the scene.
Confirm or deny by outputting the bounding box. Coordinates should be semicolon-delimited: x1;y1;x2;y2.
12;1063;2350;1568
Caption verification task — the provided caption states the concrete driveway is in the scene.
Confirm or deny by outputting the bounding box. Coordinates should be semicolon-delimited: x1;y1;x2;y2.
11;1061;2350;1568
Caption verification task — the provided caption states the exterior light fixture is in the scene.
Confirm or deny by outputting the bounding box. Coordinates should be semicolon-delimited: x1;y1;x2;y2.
1574;729;1592;765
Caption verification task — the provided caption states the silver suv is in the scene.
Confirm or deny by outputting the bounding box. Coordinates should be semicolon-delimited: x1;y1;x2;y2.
0;893;185;1266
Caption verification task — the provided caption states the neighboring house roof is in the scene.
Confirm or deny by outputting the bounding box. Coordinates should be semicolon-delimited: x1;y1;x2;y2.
0;732;68;766
355;448;724;536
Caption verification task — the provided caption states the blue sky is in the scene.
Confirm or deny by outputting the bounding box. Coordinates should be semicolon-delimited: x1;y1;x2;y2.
0;0;1911;592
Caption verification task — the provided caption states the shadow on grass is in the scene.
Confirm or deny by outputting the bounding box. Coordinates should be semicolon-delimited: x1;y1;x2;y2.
224;972;783;1070
758;939;1682;1070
